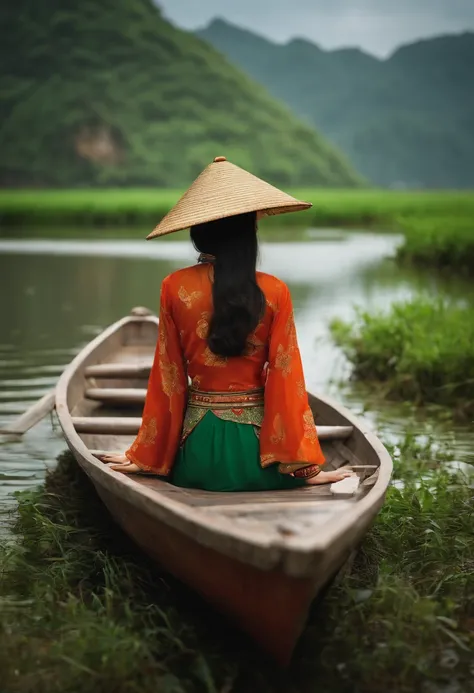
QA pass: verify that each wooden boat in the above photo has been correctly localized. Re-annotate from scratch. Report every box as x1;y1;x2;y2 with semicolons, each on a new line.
55;307;392;665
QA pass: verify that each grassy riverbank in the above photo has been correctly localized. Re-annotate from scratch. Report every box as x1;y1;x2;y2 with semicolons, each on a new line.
1;188;473;229
1;188;473;272
396;216;474;276
331;298;474;419
1;447;472;693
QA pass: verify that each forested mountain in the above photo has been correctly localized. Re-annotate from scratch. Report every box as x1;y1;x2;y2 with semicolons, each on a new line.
198;19;474;188
0;0;361;188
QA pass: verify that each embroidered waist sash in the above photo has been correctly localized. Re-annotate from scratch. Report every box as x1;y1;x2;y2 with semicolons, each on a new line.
181;387;264;444
188;387;264;409
181;387;320;479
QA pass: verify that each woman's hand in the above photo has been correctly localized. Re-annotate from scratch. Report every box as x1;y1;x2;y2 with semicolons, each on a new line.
101;453;129;465
306;468;354;486
100;453;142;474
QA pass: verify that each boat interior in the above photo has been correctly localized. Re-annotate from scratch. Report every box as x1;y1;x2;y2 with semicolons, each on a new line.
66;316;382;535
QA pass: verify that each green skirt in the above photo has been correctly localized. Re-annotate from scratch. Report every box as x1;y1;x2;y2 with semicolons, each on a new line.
171;411;305;492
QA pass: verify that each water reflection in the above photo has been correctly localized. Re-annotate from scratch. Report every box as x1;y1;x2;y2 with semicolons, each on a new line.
0;229;472;513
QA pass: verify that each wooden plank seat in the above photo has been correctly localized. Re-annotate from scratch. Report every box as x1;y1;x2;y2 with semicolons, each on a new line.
85;363;152;378
73;415;353;440
86;387;147;404
73;416;142;434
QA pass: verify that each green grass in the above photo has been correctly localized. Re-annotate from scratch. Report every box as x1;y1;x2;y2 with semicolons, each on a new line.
396;215;474;275
1;188;474;228
0;189;184;228
1;445;473;693
1;188;473;271
331;297;474;418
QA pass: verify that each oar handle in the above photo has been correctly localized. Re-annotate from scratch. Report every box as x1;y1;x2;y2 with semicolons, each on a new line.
0;389;56;436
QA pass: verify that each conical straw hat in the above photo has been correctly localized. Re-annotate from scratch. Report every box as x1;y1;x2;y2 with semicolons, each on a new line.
147;156;311;239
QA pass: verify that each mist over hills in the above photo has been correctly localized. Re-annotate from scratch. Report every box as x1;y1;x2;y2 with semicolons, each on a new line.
198;19;474;188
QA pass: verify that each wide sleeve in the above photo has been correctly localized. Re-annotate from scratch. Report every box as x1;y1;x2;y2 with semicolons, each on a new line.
125;279;187;475
259;283;325;475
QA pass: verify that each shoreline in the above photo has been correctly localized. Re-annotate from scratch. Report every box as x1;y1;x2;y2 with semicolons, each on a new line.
1;188;472;274
1;188;473;228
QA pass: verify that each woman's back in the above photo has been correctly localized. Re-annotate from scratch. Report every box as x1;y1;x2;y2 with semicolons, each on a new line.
166;263;286;392
126;256;325;483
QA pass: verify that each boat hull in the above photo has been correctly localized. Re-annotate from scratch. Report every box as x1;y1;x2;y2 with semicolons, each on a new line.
55;310;392;664
94;480;356;665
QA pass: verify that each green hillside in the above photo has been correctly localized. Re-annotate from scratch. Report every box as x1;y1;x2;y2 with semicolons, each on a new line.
0;0;361;188
198;20;474;189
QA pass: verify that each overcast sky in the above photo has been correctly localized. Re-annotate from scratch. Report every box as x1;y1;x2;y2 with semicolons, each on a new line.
158;0;474;57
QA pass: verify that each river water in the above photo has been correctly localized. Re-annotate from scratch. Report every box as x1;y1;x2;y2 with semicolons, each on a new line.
0;228;473;515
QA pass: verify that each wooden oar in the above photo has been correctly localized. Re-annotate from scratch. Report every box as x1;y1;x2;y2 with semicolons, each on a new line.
0;389;56;436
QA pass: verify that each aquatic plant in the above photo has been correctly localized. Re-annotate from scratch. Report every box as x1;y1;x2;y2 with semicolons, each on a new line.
396;215;474;276
0;445;472;692
331;297;474;418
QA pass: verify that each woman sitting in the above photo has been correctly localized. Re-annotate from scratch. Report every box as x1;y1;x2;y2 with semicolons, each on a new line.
104;157;351;490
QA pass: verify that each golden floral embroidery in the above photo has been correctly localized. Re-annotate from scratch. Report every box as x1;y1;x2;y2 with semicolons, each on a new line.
181;406;207;444
285;311;297;348
188;388;264;407
135;417;157;446
126;270;326;480
246;332;265;356
278;461;311;475
158;319;167;355
275;344;292;377
292;464;321;479
266;298;276;311
203;346;227;367
213;405;264;427
160;360;185;402
178;286;203;309
270;413;285;444
261;452;278;467
296;442;309;460
196;311;210;339
181;400;264;444
303;407;318;443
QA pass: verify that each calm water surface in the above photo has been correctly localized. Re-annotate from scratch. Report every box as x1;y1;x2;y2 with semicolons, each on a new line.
1;228;473;516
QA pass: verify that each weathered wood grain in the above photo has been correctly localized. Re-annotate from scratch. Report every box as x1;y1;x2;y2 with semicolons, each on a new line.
54;307;393;663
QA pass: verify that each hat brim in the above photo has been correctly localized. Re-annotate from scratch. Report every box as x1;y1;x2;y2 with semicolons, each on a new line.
146;200;311;239
146;158;312;240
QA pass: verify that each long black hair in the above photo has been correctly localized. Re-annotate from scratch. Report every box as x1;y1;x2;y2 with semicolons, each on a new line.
190;212;265;358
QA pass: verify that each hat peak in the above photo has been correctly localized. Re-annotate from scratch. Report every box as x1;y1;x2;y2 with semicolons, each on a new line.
213;156;227;163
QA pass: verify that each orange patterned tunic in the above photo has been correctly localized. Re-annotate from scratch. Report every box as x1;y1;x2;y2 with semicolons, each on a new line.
126;263;325;476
